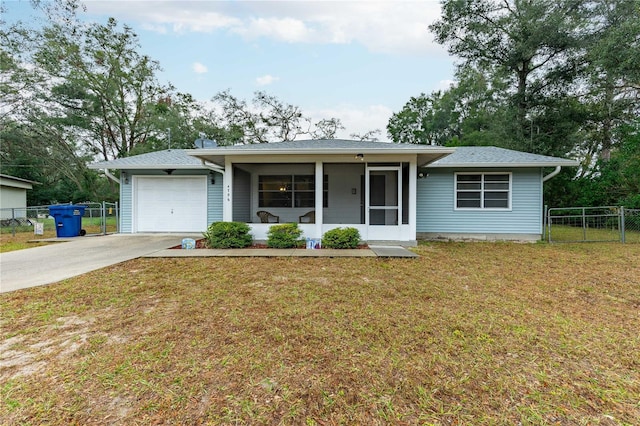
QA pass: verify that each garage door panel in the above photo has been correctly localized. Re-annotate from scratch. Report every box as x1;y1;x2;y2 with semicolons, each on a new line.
135;176;207;233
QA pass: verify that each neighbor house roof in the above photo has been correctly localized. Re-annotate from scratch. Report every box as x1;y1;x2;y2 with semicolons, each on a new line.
0;174;38;189
425;146;578;168
87;149;206;170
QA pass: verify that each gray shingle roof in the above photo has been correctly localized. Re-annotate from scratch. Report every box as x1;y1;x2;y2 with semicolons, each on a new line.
426;146;578;168
87;149;205;169
87;143;577;170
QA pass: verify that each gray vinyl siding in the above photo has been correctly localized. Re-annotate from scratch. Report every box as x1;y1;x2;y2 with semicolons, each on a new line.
120;174;133;233
416;168;543;235
119;169;222;233
207;172;223;225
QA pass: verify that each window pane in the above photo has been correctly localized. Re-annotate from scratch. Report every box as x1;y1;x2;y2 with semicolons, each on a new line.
457;191;481;208
457;182;482;190
259;191;292;208
484;199;509;208
485;182;509;190
294;192;315;208
485;174;509;182
457;192;481;201
457;174;481;182
457;199;481;208
484;191;508;200
484;191;508;208
259;175;291;191
294;175;315;191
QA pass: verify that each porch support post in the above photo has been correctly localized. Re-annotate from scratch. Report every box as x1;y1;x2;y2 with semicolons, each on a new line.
223;158;233;221
409;160;417;240
315;161;323;239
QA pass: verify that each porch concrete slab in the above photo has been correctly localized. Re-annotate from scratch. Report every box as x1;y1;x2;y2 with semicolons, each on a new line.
291;248;377;257
369;245;419;258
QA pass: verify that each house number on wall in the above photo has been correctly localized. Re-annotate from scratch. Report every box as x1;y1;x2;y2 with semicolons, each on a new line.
227;185;231;201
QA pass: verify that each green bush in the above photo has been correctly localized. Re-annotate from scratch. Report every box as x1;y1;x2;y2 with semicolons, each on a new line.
267;223;304;248
322;227;361;249
203;221;252;248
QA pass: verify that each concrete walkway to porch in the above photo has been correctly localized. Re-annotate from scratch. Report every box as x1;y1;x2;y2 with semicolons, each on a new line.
143;245;418;258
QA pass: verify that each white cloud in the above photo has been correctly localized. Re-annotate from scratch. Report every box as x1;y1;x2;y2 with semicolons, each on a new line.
192;62;208;74
84;1;445;55
256;74;279;86
235;17;312;43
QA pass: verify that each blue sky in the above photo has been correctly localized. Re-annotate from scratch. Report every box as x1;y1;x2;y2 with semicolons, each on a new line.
5;0;455;139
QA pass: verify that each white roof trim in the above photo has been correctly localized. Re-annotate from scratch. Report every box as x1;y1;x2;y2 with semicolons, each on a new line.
426;160;578;168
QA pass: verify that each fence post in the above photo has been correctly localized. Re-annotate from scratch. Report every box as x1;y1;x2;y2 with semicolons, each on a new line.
115;201;119;233
11;208;16;237
620;206;625;244
101;201;106;235
582;207;586;242
543;204;548;242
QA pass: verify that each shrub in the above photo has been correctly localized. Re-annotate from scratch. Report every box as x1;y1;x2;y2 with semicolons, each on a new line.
203;221;252;248
267;223;304;248
322;227;361;249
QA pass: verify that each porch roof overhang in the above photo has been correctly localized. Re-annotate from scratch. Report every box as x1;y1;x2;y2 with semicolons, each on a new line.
186;139;455;168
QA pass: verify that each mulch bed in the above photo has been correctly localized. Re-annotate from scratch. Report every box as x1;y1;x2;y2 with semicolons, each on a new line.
170;239;368;249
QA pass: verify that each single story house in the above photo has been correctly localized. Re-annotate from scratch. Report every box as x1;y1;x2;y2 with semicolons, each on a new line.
0;174;37;220
88;139;577;244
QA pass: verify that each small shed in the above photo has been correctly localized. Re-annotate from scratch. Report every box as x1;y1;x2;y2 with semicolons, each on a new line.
0;174;37;219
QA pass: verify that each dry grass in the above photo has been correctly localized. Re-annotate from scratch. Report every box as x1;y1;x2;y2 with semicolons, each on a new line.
0;229;57;252
0;218;114;252
1;242;639;425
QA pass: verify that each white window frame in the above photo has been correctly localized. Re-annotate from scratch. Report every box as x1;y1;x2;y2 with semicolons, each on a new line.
454;172;512;211
258;174;328;208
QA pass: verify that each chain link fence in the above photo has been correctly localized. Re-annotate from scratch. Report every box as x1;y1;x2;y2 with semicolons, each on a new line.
0;202;118;237
546;206;640;243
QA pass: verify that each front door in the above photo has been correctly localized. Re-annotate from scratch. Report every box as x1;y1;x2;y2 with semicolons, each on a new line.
367;166;401;240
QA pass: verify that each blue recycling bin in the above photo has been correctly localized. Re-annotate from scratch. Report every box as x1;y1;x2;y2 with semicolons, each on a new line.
49;205;86;237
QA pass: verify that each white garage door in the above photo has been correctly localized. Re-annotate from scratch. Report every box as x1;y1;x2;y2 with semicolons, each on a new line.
134;176;207;232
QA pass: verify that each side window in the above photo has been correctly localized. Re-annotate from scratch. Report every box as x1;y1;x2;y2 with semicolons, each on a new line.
455;173;510;210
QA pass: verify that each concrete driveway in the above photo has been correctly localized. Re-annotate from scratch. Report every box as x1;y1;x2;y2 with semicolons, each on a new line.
0;234;197;293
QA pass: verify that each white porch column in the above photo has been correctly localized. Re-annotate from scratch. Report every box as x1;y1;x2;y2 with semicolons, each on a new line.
315;160;323;239
409;160;417;240
223;158;233;221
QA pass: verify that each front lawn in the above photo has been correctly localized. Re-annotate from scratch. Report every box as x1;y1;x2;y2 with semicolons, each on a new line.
1;242;638;424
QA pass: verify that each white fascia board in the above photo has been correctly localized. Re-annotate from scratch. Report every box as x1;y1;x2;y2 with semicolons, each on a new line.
186;147;455;157
88;164;206;170
426;160;579;168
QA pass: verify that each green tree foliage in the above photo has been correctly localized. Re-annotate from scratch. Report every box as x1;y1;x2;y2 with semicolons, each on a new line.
429;0;586;148
34;16;171;160
390;0;639;207
212;90;346;144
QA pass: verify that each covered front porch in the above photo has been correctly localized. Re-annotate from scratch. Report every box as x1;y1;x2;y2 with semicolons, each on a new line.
187;139;453;244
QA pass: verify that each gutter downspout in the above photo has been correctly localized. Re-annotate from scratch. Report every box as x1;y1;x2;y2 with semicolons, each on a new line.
104;169;120;184
542;166;561;182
